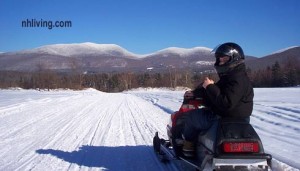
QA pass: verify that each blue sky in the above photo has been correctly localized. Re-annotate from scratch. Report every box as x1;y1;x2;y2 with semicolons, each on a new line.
0;0;299;57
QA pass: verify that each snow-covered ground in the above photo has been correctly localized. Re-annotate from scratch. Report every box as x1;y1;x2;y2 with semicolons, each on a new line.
0;87;299;171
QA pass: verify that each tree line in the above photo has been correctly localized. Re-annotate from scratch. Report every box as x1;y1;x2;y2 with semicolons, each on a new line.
249;60;300;87
0;60;299;92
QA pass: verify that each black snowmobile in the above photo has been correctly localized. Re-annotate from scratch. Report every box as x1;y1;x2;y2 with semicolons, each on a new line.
153;91;272;171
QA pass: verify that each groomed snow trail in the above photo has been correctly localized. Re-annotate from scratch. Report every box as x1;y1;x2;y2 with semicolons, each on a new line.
0;88;299;171
0;89;176;171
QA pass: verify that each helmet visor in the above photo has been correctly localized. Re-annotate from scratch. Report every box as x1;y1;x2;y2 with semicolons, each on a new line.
211;44;232;59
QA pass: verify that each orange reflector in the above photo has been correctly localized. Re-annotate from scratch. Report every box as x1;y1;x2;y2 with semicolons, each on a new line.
223;142;259;153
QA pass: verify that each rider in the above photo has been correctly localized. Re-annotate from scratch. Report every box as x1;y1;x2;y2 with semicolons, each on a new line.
182;42;254;157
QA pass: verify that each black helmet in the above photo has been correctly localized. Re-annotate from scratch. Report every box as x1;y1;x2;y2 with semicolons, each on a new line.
212;42;245;74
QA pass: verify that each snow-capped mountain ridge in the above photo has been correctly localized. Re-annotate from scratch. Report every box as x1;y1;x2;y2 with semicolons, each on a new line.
21;42;140;58
270;46;299;55
0;43;299;72
13;42;212;58
7;42;299;59
2;43;300;59
154;47;212;57
0;43;215;72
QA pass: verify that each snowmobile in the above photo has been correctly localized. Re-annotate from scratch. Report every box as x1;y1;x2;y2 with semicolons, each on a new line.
153;90;272;171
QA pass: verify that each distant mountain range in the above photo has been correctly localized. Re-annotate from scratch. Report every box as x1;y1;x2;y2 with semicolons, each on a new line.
0;42;299;73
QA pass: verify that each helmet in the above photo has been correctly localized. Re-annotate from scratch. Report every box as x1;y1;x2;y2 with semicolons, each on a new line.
184;90;194;100
212;42;245;74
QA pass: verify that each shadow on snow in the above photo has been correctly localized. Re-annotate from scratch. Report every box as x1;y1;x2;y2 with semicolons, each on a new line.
36;145;162;170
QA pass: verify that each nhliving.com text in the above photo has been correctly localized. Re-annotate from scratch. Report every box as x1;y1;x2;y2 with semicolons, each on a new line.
21;19;72;30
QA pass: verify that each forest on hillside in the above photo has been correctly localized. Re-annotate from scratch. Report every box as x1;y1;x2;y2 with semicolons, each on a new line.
0;60;299;92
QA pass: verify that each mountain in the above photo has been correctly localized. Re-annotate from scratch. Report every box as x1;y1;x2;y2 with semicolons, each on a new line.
245;46;300;70
20;42;140;58
0;43;214;72
0;43;299;73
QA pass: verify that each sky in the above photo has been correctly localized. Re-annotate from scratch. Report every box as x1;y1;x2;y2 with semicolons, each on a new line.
0;0;299;57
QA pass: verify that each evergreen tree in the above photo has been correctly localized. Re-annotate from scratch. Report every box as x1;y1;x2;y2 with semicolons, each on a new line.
271;61;283;87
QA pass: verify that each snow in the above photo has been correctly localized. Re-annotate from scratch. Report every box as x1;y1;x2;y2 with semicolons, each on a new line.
195;61;215;65
19;42;141;58
0;87;299;171
270;46;298;55
154;47;212;57
10;43;214;59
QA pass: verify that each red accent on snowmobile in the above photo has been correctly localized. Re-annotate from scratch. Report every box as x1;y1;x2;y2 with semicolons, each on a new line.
223;141;260;153
171;99;203;128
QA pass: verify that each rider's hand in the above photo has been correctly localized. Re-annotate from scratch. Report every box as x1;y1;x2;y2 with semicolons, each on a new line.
202;77;214;89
